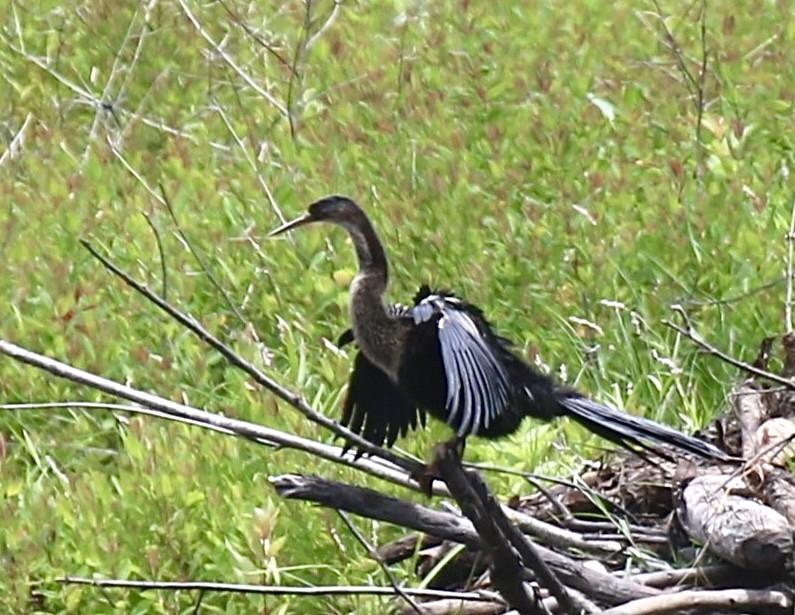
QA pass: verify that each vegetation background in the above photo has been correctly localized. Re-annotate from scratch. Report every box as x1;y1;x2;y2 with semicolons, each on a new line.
1;0;793;612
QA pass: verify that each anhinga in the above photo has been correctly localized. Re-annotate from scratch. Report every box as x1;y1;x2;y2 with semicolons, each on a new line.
270;196;730;462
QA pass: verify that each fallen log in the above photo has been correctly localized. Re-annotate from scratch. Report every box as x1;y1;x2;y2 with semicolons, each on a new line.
269;473;661;606
675;474;793;572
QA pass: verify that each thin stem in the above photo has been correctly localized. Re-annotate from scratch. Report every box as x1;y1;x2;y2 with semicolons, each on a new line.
78;239;423;476
337;511;425;614
665;306;795;391
56;577;496;602
785;199;795;333
0;350;428;494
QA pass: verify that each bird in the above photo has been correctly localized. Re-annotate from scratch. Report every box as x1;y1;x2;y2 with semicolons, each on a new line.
269;195;731;462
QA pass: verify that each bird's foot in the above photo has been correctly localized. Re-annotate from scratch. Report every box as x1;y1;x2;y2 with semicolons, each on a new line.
443;435;466;461
410;464;438;497
412;437;468;496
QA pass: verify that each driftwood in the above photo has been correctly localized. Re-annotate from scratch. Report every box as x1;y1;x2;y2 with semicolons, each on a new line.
598;588;793;615
431;442;584;614
270;473;662;606
273;335;795;613
671;371;795;573
432;444;547;614
676;474;793;571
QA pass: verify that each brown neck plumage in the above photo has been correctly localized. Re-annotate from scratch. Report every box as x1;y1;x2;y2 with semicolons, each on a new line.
341;213;404;379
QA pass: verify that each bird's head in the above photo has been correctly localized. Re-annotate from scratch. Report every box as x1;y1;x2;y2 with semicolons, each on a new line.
268;195;366;237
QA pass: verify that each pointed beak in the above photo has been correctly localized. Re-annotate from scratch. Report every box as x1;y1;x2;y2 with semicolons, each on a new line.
268;213;315;237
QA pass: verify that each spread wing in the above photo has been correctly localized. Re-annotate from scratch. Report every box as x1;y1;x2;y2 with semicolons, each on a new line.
408;289;512;436
341;349;425;455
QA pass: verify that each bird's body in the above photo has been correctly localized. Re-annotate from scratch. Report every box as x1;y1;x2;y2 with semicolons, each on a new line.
270;196;731;461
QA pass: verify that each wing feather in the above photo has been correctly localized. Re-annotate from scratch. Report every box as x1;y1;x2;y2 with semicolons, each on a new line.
342;350;423;455
413;294;511;436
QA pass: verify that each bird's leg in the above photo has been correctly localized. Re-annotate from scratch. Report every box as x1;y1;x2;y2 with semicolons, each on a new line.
445;435;467;461
412;436;468;497
410;461;438;497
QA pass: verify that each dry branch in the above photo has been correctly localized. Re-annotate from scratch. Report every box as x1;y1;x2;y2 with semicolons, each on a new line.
430;445;550;614
599;587;792;615
627;564;754;589
78;240;424;477
432;443;583;615
664;314;795;391
763;467;795;525
676;475;793;571
269;473;662;606
56;577;494;602
733;380;765;460
398;599;507;615
0;342;421;493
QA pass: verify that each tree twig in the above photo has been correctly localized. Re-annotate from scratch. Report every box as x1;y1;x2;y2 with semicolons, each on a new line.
56;577;496;602
338;511;425;614
78;239;424;476
600;587;792;615
432;452;542;614
433;444;584;615
270;473;661;606
0;345;428;494
664;306;795;391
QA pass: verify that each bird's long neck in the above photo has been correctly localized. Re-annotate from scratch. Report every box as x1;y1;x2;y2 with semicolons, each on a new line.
343;218;404;378
346;217;388;281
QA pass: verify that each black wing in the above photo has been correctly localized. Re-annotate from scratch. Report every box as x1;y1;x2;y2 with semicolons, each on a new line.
341;349;425;455
399;287;512;437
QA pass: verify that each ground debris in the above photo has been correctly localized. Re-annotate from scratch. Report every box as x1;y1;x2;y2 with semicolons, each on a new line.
367;336;795;613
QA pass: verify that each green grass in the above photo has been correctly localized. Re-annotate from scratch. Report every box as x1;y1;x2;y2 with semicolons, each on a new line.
1;0;794;612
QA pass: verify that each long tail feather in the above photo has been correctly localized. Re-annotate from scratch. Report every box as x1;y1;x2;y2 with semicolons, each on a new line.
558;396;732;461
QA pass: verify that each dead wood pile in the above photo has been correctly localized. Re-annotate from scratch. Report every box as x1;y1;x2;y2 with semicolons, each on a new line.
273;336;795;614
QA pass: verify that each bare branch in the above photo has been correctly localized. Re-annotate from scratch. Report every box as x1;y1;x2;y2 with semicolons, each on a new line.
432;444;583;615
270;473;661;606
175;0;289;119
338;511;425;614
0;344;424;493
56;577;496;602
600;588;792;615
78;239;424;477
504;501;623;557
626;563;750;588
664;307;795;391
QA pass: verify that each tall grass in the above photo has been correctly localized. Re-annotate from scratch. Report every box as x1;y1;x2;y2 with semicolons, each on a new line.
1;0;793;612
